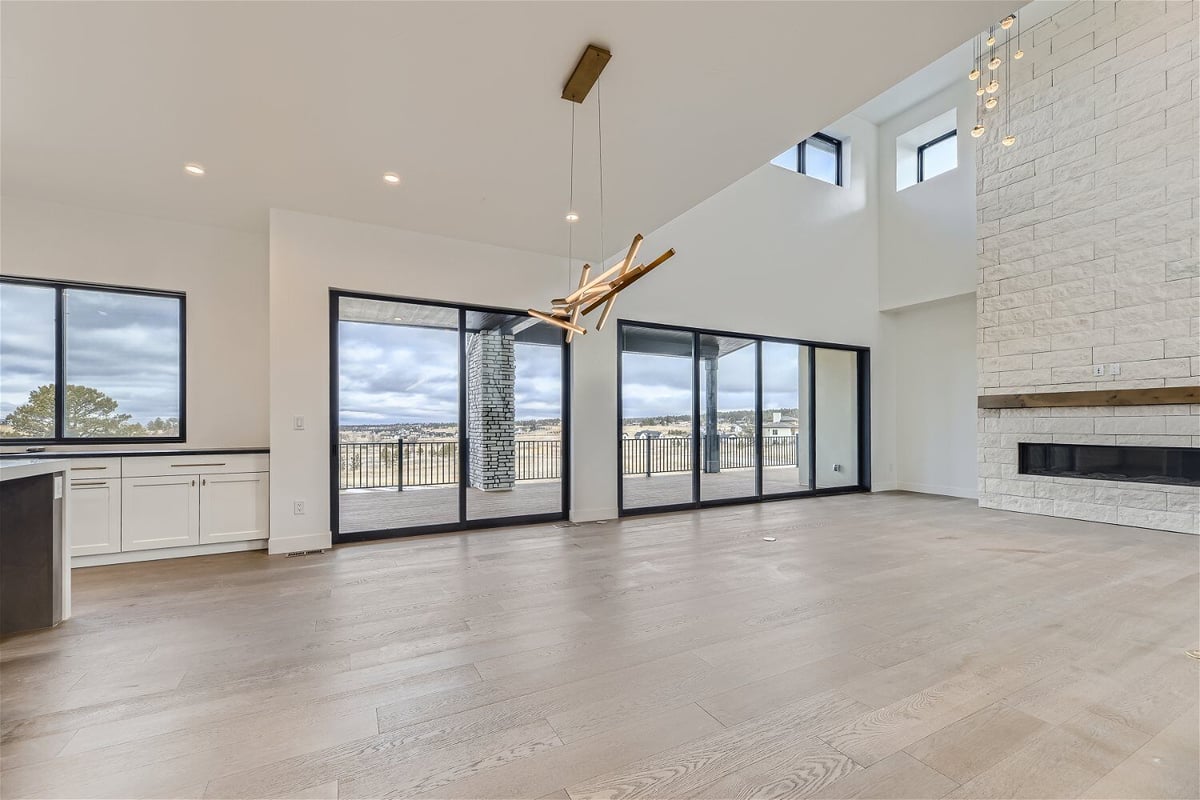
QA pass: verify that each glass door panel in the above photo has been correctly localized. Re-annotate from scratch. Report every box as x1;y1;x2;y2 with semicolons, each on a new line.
336;297;460;533
761;341;811;495
620;325;695;510
815;348;859;488
464;310;564;521
699;334;757;501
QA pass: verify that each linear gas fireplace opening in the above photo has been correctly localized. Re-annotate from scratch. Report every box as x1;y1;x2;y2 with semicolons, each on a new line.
1019;442;1200;487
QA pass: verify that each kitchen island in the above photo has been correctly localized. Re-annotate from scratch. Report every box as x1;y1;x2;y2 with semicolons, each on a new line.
0;459;71;634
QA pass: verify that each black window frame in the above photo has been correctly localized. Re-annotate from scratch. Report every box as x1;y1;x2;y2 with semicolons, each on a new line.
916;129;957;183
775;132;843;186
328;289;571;544
0;276;187;445
616;318;870;518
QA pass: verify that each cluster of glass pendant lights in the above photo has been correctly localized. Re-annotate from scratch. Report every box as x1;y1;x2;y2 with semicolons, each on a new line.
970;11;1021;146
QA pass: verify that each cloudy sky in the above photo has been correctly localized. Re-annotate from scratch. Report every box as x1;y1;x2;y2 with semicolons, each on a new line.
336;323;813;426
337;322;564;426
0;283;181;424
622;341;806;419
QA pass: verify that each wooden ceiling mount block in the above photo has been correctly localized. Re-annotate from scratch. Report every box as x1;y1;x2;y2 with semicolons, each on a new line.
562;44;612;103
977;386;1200;409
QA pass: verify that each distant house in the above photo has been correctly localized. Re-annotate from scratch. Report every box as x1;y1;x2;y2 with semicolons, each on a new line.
763;411;800;437
634;430;662;439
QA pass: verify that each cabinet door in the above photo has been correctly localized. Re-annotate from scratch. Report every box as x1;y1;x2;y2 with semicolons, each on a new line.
69;479;122;556
199;472;269;544
121;475;200;551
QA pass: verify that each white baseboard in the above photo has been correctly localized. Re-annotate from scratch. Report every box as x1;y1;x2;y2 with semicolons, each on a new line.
896;481;978;499
571;506;619;523
73;539;267;568
268;530;332;555
871;482;899;492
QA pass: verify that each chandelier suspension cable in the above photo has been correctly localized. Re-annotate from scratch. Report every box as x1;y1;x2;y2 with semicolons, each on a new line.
597;77;606;273
567;104;576;293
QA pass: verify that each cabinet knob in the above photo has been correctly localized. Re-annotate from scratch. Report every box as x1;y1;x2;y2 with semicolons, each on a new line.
201;478;206;486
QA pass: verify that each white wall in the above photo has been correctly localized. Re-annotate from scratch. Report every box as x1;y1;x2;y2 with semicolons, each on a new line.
878;81;978;310
889;293;979;497
268;113;898;552
268;209;570;553
0;196;269;450
585;113;896;500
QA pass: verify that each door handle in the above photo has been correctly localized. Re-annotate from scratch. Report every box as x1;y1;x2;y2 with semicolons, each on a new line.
72;465;107;471
71;481;107;487
201;478;206;486
172;462;225;468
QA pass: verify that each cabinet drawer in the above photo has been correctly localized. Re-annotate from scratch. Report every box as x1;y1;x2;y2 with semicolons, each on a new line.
121;454;269;478
68;458;122;480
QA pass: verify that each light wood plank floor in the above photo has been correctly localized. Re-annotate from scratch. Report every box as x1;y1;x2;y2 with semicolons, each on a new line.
340;467;850;532
2;492;1197;799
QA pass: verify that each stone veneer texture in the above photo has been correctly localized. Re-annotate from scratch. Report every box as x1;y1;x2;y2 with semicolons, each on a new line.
975;0;1199;533
466;330;516;491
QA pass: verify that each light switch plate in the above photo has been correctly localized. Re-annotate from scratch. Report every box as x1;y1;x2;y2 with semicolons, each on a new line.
293;415;305;430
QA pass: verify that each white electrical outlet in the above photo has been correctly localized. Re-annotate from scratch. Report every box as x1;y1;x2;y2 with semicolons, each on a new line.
293;500;305;515
1092;364;1105;376
1110;363;1121;375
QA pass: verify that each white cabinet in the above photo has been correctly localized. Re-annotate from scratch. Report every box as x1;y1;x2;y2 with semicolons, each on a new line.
68;478;121;556
65;452;269;562
199;472;269;544
121;474;201;551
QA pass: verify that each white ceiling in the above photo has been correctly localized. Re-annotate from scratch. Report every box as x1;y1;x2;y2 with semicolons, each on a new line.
2;1;1015;257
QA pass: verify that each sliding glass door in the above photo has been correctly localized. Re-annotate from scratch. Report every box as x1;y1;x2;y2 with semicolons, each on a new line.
618;320;868;516
699;334;758;502
620;325;695;511
332;292;568;541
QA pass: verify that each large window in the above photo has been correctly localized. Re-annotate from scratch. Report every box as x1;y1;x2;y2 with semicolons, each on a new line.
917;130;957;183
0;278;185;443
770;132;843;186
618;320;868;515
332;292;568;541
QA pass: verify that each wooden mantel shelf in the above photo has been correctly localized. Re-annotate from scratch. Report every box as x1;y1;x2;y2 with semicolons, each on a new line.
978;386;1200;409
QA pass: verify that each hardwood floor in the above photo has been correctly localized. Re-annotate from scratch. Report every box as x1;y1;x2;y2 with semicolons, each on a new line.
1;492;1197;799
339;467;849;533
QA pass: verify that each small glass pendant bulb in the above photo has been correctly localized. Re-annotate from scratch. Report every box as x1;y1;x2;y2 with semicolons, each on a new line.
972;123;986;138
976;85;986;96
986;33;995;46
969;67;980;81
1013;49;1024;60
565;211;580;222
986;79;999;94
1002;134;1016;146
1000;14;1015;29
989;56;1002;70
985;96;998;109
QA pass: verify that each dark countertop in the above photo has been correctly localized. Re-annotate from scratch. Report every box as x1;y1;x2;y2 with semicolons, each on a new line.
0;447;269;460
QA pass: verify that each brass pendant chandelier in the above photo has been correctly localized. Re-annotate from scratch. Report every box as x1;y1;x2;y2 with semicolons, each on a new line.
529;44;675;342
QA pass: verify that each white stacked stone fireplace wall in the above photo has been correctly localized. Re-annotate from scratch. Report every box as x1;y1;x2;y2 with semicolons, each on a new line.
976;0;1199;534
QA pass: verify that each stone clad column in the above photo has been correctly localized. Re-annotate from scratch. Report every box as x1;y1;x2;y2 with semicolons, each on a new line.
466;330;515;491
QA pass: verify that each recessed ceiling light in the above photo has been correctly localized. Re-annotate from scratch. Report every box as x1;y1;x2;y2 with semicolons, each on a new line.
184;163;205;176
383;172;401;185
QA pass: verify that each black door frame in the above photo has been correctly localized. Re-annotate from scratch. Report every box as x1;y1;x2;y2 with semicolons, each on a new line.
616;319;870;517
329;289;571;543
